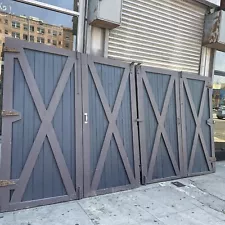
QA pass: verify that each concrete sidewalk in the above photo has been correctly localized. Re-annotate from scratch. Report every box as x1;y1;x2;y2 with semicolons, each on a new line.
1;162;225;225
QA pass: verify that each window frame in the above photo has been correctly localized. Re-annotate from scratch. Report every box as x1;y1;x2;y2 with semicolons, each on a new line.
12;32;20;39
23;34;28;40
12;21;21;29
30;35;35;42
53;30;57;36
30;25;35;32
7;0;82;51
37;27;45;34
37;36;45;43
11;0;79;17
65;42;69;48
52;39;57;46
24;24;29;31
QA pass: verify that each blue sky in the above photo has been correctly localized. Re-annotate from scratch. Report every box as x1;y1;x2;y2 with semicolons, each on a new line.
1;0;74;27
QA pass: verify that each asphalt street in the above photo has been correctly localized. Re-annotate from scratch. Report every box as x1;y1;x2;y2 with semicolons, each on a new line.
214;114;225;142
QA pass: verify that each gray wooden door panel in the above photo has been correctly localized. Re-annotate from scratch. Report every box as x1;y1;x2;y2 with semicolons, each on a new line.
137;66;183;184
180;72;215;176
0;38;83;212
82;55;140;197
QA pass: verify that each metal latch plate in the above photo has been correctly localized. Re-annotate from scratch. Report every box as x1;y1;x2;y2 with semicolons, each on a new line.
209;157;217;163
135;119;143;122
0;180;15;187
206;84;213;89
2;110;19;117
4;47;20;53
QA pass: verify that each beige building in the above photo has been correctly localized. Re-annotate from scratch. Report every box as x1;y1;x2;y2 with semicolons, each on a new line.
0;11;74;62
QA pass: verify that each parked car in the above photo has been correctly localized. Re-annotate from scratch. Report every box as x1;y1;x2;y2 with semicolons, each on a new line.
217;105;225;119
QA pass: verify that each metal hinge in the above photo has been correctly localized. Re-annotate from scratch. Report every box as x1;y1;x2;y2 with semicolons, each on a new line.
206;84;213;89
75;51;79;60
2;110;19;117
0;180;15;187
177;118;181;125
207;119;215;126
135;63;142;76
139;164;142;171
209;157;217;163
4;47;20;53
77;187;81;200
135;118;143;123
142;176;147;185
129;62;135;74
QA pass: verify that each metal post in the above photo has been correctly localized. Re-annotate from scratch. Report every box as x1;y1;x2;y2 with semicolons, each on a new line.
208;48;215;78
77;0;85;53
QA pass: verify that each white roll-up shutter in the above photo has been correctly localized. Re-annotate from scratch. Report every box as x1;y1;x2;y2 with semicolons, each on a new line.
108;0;207;73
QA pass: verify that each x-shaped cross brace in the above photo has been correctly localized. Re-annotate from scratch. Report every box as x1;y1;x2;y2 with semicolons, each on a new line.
141;72;180;180
183;79;212;174
88;61;136;191
11;49;76;202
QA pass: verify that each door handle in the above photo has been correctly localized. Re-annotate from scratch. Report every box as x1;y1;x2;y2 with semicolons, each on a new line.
84;113;88;124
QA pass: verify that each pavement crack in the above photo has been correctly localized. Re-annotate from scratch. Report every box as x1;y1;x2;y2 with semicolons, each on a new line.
208;205;225;215
77;201;96;225
190;179;225;203
190;179;225;216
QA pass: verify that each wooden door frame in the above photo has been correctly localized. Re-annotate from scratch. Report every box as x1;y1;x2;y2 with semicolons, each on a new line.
82;55;140;197
136;65;183;184
0;38;83;212
180;72;215;177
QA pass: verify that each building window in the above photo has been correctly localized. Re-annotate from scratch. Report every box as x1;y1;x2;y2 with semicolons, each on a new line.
48;29;51;34
30;26;35;32
37;37;45;44
37;27;45;34
53;40;57;46
65;42;69;48
12;32;20;39
53;30;57;36
4;19;8;24
30;35;34;42
65;35;70;40
5;30;8;35
59;32;62;36
12;21;20;29
58;41;62;45
24;24;29;31
23;34;28;41
48;39;51;44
